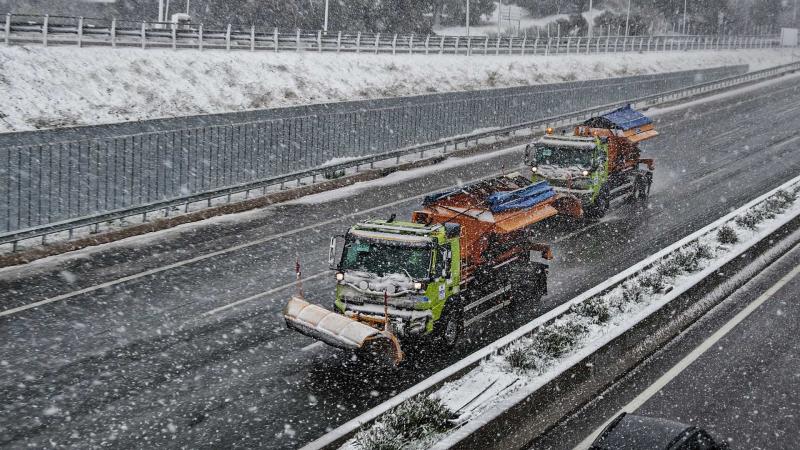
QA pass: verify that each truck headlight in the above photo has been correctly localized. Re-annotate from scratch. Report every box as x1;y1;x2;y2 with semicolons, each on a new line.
582;170;589;177
413;282;424;290
336;272;344;281
531;166;538;173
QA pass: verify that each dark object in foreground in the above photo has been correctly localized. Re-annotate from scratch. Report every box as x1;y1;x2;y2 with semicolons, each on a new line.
590;412;729;450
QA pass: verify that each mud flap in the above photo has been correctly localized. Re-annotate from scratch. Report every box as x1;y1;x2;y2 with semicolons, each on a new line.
283;297;404;364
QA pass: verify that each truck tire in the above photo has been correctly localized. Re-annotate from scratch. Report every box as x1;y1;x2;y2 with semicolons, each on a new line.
633;174;650;201
587;190;610;220
509;263;547;312
435;300;464;349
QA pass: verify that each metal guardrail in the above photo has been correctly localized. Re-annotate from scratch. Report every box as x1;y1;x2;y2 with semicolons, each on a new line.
1;62;798;250
0;66;744;242
1;13;782;54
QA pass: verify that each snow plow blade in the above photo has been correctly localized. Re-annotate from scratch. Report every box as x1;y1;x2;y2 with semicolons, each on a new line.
283;297;404;364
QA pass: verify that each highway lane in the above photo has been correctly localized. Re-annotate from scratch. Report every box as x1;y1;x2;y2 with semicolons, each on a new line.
1;74;800;448
532;237;800;450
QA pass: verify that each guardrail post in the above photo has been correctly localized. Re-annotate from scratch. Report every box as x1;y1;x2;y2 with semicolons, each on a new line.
454;36;459;54
317;29;322;52
273;28;278;52
391;33;397;54
141;21;146;49
521;35;526;55
646;36;651;51
424;34;430;54
409;33;414;54
337;31;341;52
545;37;550;55
374;32;379;53
171;22;177;50
77;16;83;47
42;14;48;47
3;13;10;45
534;38;540;54
440;35;445;54
110;18;116;47
226;24;232;50
294;28;300;51
508;36;513;54
484;36;488;54
252;26;257;51
495;36;500;55
198;23;203;50
355;31;360;52
566;37;570;53
605;35;610;52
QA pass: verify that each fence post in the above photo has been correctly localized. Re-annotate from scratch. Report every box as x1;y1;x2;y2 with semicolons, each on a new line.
467;36;472;55
374;32;379;53
566;37;570;53
4;13;10;45
496;36;500;55
391;33;397;54
647;36;651;51
337;30;341;52
454;36;459;54
274;28;278;52
77;16;83;47
545;37;550;56
252;26;256;51
534;38;539;54
198;23;203;50
508;36;513;54
141;20;146;49
440;35;445;54
295;28;299;52
424;34;430;54
317;29;322;52
42;14;48;47
605;35;610;52
521;35;526;55
484;36;488;54
226;24;232;51
639;36;644;51
409;33;414;54
110;17;116;47
171;22;177;49
355;31;360;53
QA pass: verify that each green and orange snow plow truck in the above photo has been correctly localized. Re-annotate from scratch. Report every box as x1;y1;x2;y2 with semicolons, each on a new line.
525;105;658;219
283;173;558;364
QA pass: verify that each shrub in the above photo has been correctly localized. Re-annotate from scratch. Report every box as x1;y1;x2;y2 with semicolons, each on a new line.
694;243;714;260
735;211;762;230
621;283;644;304
717;225;738;244
672;249;701;273
505;346;539;371
532;321;588;359
638;272;666;294
570;297;611;324
354;396;452;450
656;257;683;279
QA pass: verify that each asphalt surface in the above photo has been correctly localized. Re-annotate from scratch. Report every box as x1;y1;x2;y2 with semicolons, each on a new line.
532;236;800;450
1;73;800;449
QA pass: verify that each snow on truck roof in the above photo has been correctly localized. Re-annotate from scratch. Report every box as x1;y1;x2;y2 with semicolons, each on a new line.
584;104;653;131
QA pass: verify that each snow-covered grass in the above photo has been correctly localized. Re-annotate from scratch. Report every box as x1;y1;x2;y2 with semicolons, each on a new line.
0;45;797;133
340;178;800;450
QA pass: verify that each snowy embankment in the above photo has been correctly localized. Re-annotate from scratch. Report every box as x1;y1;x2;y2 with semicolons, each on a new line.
0;46;797;133
311;174;800;450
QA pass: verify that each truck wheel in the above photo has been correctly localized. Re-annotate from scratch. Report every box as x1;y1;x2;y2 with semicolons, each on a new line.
436;302;464;349
634;175;650;201
587;192;609;220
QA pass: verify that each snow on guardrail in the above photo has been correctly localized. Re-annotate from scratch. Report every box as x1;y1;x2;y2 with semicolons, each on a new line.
304;172;800;450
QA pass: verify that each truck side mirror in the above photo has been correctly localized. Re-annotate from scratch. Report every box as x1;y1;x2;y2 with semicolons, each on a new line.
328;237;337;270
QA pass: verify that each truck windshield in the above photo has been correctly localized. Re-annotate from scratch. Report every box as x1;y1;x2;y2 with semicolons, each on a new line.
340;238;432;279
534;144;594;167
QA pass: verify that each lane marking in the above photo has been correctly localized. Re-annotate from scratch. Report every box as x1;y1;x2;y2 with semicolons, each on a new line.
2;168;517;319
199;271;330;317
574;261;800;449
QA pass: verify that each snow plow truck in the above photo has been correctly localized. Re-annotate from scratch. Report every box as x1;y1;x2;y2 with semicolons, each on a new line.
283;173;558;364
524;105;658;219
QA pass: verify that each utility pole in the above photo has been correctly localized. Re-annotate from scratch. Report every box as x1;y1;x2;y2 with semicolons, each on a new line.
682;0;687;34
497;0;501;36
588;0;593;37
625;0;631;36
466;0;470;36
158;0;164;22
323;0;329;32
